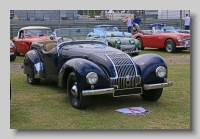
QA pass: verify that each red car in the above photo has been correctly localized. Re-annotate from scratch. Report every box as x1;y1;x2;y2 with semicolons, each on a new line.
132;27;190;53
12;26;52;55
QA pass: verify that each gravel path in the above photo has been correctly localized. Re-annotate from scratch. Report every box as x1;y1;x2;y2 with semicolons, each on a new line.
10;55;190;73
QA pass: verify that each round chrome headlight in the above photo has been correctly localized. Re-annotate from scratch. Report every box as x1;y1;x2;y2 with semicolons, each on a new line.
129;39;134;44
86;72;98;84
177;36;182;42
155;66;167;78
115;39;121;44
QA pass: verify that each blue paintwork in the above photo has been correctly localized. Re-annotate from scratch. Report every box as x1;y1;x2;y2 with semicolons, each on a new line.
23;40;168;90
132;54;167;84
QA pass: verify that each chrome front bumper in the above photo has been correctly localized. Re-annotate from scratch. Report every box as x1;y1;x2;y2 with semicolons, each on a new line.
82;88;115;96
143;81;173;90
176;40;190;49
10;52;14;56
120;45;141;53
81;81;173;96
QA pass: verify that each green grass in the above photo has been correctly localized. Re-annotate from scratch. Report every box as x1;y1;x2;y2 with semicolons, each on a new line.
10;64;190;129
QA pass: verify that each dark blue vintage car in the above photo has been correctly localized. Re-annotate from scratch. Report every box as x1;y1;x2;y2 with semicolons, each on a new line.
22;28;173;110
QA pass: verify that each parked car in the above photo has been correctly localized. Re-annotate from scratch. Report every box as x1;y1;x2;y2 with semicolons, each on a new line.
10;40;16;61
149;23;165;29
159;26;190;34
22;28;173;110
12;26;52;55
94;24;132;37
91;25;141;55
132;26;190;53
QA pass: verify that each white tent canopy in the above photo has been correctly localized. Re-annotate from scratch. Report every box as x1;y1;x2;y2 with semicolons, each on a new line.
108;10;115;14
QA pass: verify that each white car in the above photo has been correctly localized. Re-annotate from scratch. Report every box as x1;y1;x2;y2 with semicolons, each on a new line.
10;40;16;61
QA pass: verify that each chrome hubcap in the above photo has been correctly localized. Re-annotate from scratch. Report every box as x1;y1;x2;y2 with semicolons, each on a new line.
167;44;172;52
71;82;78;97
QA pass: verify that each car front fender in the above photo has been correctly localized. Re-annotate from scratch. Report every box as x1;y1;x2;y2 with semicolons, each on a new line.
58;58;110;90
132;54;168;85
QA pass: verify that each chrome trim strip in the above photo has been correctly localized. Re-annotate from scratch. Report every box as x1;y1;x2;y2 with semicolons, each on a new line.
176;45;190;48
105;53;120;77
123;50;141;53
10;52;14;55
82;88;115;96
143;81;173;90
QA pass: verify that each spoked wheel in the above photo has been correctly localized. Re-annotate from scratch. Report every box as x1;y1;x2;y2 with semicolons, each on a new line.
67;72;90;110
140;88;163;101
26;74;40;85
136;37;144;50
165;39;176;53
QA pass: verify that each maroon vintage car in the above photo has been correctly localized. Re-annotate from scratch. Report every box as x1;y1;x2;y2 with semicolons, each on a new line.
12;26;52;55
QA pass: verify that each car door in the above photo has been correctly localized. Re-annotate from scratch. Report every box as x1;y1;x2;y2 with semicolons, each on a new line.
154;34;166;48
14;30;27;54
43;47;59;81
142;34;155;47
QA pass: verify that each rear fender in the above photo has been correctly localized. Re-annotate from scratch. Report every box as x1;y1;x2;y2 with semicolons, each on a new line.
58;58;110;91
23;50;44;78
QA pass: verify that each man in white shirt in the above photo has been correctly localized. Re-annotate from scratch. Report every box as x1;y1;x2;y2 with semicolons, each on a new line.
182;14;190;30
123;16;132;33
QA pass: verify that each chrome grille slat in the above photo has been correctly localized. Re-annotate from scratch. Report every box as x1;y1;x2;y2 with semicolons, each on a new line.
106;53;139;89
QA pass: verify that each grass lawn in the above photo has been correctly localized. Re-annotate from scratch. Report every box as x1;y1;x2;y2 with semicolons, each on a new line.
10;64;190;129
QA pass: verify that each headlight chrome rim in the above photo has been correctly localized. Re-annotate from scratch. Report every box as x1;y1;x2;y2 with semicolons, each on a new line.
86;72;98;84
129;39;134;44
115;39;121;44
177;36;182;42
155;66;167;78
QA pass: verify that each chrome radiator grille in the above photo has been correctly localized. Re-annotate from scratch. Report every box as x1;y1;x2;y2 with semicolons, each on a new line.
106;53;140;89
106;53;136;77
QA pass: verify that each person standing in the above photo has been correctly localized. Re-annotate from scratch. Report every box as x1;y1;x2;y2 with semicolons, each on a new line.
123;16;132;33
182;14;190;30
133;15;141;26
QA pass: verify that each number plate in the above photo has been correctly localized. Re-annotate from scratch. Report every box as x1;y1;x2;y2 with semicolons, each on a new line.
185;41;190;46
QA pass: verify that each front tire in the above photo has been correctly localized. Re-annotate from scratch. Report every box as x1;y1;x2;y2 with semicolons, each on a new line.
27;74;40;85
10;51;16;61
136;37;144;50
67;72;90;110
165;39;176;53
141;88;163;101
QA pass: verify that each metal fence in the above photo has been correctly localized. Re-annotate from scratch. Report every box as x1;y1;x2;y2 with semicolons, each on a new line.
10;19;186;39
10;10;190;21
